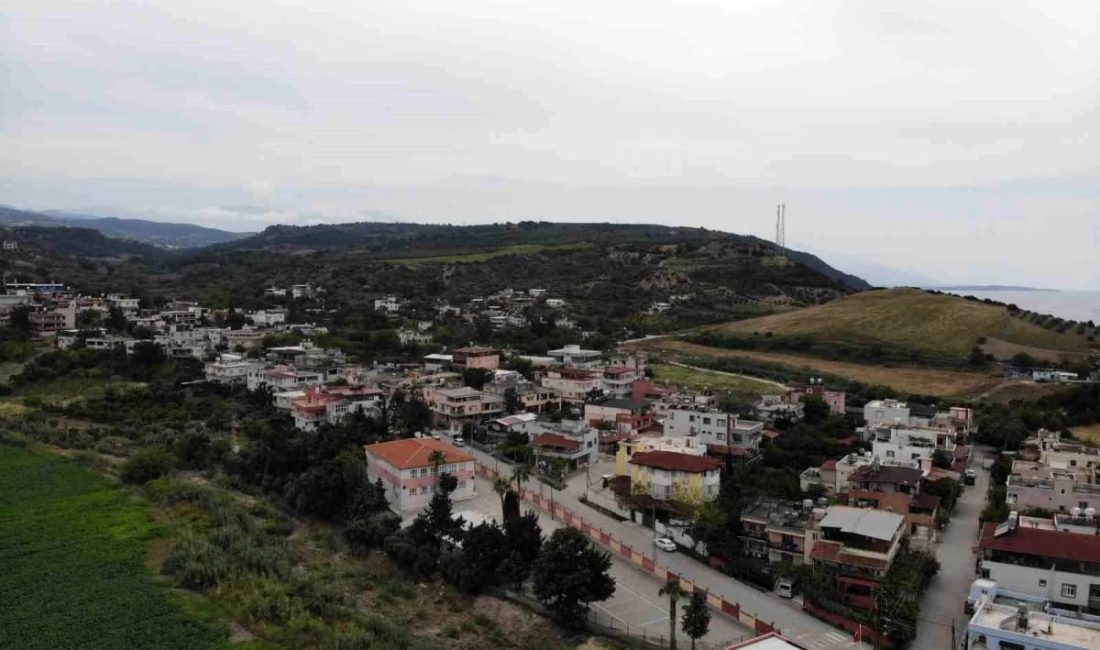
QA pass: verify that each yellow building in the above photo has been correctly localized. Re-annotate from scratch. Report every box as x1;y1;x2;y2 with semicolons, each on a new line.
625;449;722;505
614;436;705;476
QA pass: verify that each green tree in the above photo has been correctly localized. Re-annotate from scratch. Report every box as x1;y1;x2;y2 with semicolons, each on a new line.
511;462;530;496
492;476;515;520
503;387;524;414
441;521;508;593
681;590;711;650
659;579;686;650
801;396;830;424
531;527;615;626
462;367;493;390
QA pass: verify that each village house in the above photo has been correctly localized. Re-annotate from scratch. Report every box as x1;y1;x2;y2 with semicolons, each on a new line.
204;354;258;384
290;385;384;432
739;497;817;567
786;379;846;415
600;366;638;399
248;308;288;327
977;512;1100;614
547;344;602;368
451;346;500;370
663;406;765;458
424;385;504;430
807;507;906;618
246;364;326;393
364;438;476;513
622;449;722;504
541;367;603;402
529;420;600;471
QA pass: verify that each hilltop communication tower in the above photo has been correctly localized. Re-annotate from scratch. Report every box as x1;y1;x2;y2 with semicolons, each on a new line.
775;203;786;251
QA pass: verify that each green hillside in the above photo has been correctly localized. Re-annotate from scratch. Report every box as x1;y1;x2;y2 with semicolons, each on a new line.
711;288;1096;361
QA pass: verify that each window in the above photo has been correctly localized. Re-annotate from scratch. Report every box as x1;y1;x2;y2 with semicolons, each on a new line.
703;417;711;425
1062;584;1077;598
717;419;725;426
420;485;429;494
886;450;896;458
1038;579;1047;588
458;480;466;489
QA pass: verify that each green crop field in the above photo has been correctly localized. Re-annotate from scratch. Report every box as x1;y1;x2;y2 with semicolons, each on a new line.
713;288;1092;360
649;362;779;402
0;445;226;650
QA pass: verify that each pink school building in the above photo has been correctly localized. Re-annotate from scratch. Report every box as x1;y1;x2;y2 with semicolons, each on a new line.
364;438;476;513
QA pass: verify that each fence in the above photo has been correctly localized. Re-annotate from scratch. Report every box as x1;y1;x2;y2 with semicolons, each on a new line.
475;462;780;640
492;585;740;650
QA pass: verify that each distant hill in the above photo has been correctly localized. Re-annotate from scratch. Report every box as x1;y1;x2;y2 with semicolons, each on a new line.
0;225;167;259
220;221;872;291
46;210;248;248
0;206;246;248
708;287;1097;362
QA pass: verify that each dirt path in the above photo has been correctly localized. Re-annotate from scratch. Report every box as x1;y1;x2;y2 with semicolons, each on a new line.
664;360;788;391
632;339;1001;398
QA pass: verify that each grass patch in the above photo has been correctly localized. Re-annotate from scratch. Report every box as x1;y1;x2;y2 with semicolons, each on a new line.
0;445;226;650
649;362;778;402
380;242;591;265
1071;423;1100;446
713;288;1091;360
637;339;1000;399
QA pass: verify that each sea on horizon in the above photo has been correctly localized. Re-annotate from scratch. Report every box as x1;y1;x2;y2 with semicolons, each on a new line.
943;289;1100;323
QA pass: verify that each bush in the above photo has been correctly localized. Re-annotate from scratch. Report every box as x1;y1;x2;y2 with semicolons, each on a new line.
120;448;173;484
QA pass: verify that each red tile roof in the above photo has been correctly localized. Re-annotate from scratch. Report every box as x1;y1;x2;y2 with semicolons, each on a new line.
364;438;473;470
603;366;634;375
979;522;1100;564
706;444;747;457
630;450;722;473
530;433;580;451
821;459;838;471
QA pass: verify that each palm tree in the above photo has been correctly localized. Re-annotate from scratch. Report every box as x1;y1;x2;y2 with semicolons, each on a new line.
429;449;446;478
511;463;530;497
659;578;686;650
492;475;512;518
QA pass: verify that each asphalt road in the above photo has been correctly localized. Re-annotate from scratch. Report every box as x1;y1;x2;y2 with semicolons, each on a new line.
457;472;751;648
458;440;868;650
911;446;993;650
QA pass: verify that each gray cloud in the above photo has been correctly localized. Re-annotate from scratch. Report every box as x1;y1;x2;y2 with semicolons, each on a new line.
1;0;1096;288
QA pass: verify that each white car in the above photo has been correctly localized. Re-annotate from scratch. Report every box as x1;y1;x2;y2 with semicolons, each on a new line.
452;436;466;447
654;537;677;552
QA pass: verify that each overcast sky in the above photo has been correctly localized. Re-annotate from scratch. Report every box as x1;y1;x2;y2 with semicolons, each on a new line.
2;0;1097;289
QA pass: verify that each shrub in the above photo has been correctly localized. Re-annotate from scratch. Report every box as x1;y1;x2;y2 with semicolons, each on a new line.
120;448;173;484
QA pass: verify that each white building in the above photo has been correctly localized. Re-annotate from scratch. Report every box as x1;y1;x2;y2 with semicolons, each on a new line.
398;329;433;345
978;513;1100;614
967;594;1100;650
869;424;957;466
204;354;259;384
547;344;602;368
664;407;765;456
249;308;288;327
863;399;910;426
290;385;384;431
246;365;326;392
374;296;401;313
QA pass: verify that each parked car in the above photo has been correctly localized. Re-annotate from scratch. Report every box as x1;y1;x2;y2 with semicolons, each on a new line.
453;436;466;447
776;576;799;599
654;537;677;552
964;469;977;485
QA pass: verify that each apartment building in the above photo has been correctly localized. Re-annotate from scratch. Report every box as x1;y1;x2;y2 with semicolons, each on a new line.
625;450;722;504
869;423;958;467
425;386;504;429
364;438;476;513
541;367;603;402
978;513;1100;614
966;597;1100;650
808;507;906;615
529;420;600;469
204;354;259;384
600;366;639;399
863;399;910;426
246;364;326;392
290;385;385;432
739;497;816;566
547;344;602;368
451;346;500;370
664;406;764;457
1006;459;1100;513
786;380;847;415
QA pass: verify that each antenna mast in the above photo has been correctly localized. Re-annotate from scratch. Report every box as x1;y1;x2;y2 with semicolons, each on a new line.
775;203;786;252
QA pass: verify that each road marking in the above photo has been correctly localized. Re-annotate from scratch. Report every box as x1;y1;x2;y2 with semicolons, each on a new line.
825;631;849;643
